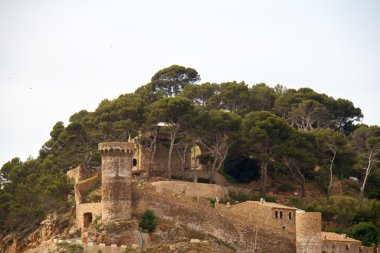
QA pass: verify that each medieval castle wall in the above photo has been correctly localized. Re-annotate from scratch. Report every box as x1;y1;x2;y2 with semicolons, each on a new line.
67;141;380;253
137;142;191;177
132;183;296;253
296;212;322;253
229;201;297;242
321;241;374;253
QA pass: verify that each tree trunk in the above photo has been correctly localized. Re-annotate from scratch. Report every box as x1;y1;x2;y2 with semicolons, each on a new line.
176;144;189;179
300;178;306;198
181;145;188;179
167;131;176;179
327;149;337;197
210;151;218;184
261;161;268;195
287;163;306;198
147;129;158;179
360;151;373;200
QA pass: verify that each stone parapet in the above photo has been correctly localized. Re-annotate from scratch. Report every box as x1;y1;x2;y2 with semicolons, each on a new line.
98;142;134;156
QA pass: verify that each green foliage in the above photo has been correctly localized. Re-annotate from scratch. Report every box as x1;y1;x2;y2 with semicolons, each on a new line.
290;197;302;208
82;182;101;203
2;65;379;236
229;192;253;202
151;65;200;97
0;158;72;231
139;209;157;233
349;222;378;246
228;191;276;203
57;242;84;253
305;196;380;228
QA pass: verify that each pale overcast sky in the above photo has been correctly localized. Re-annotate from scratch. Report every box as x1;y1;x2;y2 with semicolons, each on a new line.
1;0;379;166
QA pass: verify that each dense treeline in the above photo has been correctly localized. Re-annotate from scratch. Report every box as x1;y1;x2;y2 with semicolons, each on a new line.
1;65;379;234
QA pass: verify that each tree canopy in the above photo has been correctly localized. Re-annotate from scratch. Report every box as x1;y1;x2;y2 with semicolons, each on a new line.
0;64;378;238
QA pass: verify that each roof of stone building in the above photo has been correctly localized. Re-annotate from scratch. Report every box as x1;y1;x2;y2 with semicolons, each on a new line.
321;232;361;244
232;200;297;210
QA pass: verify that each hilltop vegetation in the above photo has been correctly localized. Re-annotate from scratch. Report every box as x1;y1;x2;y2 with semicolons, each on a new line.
1;65;379;241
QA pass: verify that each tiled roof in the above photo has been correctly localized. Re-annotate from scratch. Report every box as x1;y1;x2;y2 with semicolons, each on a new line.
321;232;361;244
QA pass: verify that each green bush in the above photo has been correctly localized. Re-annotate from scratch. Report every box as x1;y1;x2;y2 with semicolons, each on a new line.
139;209;157;233
349;222;378;246
229;191;253;202
290;197;302;208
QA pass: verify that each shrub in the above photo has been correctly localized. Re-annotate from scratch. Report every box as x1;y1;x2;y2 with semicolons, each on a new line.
290;197;302;208
229;191;253;203
139;209;157;233
350;222;378;246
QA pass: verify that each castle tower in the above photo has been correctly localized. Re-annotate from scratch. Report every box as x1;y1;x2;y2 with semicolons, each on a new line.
296;211;322;253
98;142;134;221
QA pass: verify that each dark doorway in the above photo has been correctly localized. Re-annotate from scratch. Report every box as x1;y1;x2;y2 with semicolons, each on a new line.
83;212;93;228
133;158;137;166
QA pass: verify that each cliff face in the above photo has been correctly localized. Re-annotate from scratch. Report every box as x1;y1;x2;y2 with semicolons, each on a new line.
0;212;76;253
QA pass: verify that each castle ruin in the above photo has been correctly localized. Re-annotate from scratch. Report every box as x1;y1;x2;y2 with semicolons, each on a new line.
67;142;376;253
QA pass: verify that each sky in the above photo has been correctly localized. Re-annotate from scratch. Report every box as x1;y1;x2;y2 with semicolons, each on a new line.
0;0;380;167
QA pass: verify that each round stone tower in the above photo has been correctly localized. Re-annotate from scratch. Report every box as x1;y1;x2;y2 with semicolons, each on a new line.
98;142;134;222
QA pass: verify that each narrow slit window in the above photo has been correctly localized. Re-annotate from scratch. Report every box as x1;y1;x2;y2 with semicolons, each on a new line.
289;212;292;220
280;211;283;219
275;211;278;219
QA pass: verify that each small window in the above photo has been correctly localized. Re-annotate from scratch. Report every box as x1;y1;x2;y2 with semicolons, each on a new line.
289;212;292;220
275;211;278;219
280;211;283;219
133;158;137;166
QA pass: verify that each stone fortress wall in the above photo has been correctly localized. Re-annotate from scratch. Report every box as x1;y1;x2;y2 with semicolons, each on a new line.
228;200;297;242
136;142;191;177
67;141;379;253
296;212;322;253
132;183;296;253
320;232;375;253
151;180;226;200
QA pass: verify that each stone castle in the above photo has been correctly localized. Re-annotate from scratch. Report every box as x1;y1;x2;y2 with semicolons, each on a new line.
67;142;377;253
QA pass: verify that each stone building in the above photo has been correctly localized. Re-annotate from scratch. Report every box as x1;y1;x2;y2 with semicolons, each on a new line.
132;132;192;177
67;141;377;253
321;232;375;253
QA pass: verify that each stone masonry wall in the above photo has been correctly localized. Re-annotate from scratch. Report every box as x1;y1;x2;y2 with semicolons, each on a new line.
99;142;134;222
132;183;296;253
229;202;296;242
74;173;101;205
296;212;322;253
138;142;191;177
321;241;376;253
151;181;226;200
67;165;98;184
76;203;102;228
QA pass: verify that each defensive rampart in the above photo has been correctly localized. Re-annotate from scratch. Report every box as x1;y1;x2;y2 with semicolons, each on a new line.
151;181;226;200
132;183;295;253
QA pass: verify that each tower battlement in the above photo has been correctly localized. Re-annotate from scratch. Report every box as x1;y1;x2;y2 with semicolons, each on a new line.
98;142;134;155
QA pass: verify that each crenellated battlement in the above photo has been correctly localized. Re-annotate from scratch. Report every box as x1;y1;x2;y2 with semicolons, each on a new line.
98;142;134;156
